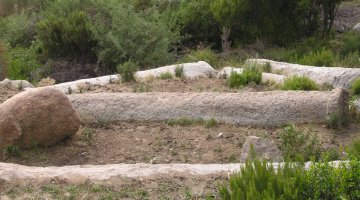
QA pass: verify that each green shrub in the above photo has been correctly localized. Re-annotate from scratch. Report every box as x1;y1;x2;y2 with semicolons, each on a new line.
7;45;41;80
347;140;360;160
282;75;318;91
219;160;308;200
298;48;336;67
92;1;176;70
174;65;184;78
278;124;321;161
340;31;360;56
81;127;94;145
181;48;219;68
326;112;348;129
4;144;21;157
0;13;35;47
37;10;96;59
220;158;360;200
166;118;199;126
351;78;360;96
335;51;360;68
117;60;138;82
228;66;262;88
159;72;173;80
205;118;217;128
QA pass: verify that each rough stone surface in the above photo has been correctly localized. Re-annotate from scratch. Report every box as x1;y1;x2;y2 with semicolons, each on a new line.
0;161;346;184
135;61;216;80
240;136;283;162
0;88;80;158
69;89;348;126
0;79;33;90
32;75;120;94
247;59;360;89
353;23;360;32
217;67;285;84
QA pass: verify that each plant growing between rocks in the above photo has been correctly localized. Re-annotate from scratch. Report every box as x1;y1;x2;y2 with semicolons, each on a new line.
282;75;319;91
228;65;262;88
117;60;138;82
3;144;21;158
174;65;184;78
159;72;173;80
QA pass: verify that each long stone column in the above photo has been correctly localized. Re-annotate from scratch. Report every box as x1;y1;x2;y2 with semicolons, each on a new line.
69;89;348;126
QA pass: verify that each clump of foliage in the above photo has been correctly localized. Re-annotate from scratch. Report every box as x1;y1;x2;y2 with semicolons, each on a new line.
159;72;173;80
80;127;95;145
326;112;348;129
282;75;318;91
351;78;360;96
166;118;200;126
7;45;41;80
228;66;262;88
205;118;217;128
347;139;360;160
340;31;360;56
4;144;21;157
37;10;96;59
278;124;321;161
219;158;360;200
174;65;184;78
298;48;336;67
181;48;219;68
117;60;138;82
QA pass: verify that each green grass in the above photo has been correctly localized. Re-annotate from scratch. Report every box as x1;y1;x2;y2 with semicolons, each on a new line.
159;72;173;80
3;144;21;157
228;65;262;88
117;60;139;82
174;65;184;78
166;117;218;128
282;75;318;91
351;78;360;96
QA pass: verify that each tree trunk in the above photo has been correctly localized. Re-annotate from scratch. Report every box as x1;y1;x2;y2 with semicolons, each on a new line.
221;26;231;52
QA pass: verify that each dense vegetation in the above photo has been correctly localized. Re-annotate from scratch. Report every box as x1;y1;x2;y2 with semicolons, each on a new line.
1;0;358;83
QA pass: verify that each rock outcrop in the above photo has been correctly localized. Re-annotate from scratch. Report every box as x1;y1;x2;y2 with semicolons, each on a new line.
246;59;360;89
0;88;80;159
135;61;216;80
0;79;34;90
240;136;283;162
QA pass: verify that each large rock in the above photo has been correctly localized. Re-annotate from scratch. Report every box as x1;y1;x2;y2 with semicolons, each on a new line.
240;136;283;162
0;88;80;158
353;23;360;32
135;61;216;80
69;89;348;126
246;59;360;89
33;75;120;94
0;79;34;90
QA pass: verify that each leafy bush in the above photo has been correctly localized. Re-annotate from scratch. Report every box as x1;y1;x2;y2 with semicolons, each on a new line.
340;31;360;56
117;60;138;82
335;51;360;68
228;66;262;88
174;65;184;78
282;76;318;91
351;78;360;96
4;144;21;157
298;48;336;67
181;48;219;68
159;72;173;80
326;112;348;129
92;1;176;71
278;124;321;161
7;45;41;80
347;140;360;160
0;13;35;47
220;158;360;200
37;10;96;59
